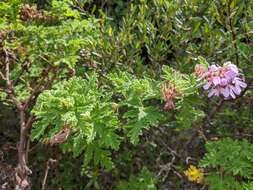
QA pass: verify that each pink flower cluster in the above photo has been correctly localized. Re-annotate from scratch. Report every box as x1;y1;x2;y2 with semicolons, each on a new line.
195;62;247;99
161;82;181;111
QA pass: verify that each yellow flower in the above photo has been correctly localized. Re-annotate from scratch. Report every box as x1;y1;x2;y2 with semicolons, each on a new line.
184;165;204;184
108;27;113;37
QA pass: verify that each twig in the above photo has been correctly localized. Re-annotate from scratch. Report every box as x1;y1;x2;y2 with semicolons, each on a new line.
24;66;61;110
0;71;5;80
42;162;50;190
2;48;22;109
157;128;180;157
156;152;176;181
42;159;57;190
4;48;10;84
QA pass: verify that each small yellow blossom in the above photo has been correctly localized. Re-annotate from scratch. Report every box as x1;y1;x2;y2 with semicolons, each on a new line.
184;165;204;184
108;27;113;37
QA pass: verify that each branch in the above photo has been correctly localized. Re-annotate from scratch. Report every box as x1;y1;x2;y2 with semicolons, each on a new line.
41;162;50;190
0;71;5;80
25;114;36;129
42;159;57;190
24;66;60;110
3;48;11;84
1;48;23;110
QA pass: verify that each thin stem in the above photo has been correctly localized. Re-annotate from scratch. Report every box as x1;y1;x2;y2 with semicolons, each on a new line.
42;159;57;190
41;163;50;190
0;71;5;80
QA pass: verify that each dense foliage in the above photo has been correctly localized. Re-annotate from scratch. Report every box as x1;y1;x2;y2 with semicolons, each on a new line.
0;0;252;189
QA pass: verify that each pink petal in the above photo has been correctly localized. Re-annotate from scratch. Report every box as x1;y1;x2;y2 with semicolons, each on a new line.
220;78;228;87
209;65;219;72
208;88;217;97
200;71;209;79
229;88;236;99
212;76;221;86
237;80;247;88
221;87;230;98
231;85;241;95
215;87;221;96
203;82;211;90
225;70;237;80
227;63;239;74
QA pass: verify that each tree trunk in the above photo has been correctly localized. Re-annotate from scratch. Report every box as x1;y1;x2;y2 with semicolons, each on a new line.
15;110;32;190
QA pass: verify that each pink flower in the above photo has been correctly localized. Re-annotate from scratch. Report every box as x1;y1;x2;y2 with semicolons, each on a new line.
194;64;206;77
161;82;181;111
198;62;247;99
